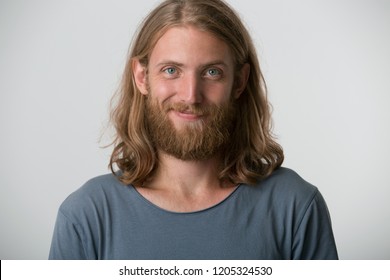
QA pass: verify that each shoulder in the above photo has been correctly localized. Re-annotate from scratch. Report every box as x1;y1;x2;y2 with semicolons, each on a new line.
58;173;129;220
240;167;319;209
64;173;124;202
260;166;317;197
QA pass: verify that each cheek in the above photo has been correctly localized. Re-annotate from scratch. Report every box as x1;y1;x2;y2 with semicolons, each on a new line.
204;83;234;103
149;78;177;100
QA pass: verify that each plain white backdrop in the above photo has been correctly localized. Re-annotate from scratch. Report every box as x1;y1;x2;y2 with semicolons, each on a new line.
1;0;389;259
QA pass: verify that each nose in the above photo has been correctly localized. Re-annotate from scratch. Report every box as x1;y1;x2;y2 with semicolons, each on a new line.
178;72;203;104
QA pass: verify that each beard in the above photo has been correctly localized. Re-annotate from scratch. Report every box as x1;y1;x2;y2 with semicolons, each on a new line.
145;96;236;161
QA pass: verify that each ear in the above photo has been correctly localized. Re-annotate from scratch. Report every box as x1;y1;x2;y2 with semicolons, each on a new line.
132;58;148;95
234;63;250;99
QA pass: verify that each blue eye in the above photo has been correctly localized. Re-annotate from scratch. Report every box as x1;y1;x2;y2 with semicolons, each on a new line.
164;67;177;75
207;68;221;76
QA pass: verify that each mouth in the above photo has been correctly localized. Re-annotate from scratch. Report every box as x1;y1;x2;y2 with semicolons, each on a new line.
164;103;207;121
173;110;204;121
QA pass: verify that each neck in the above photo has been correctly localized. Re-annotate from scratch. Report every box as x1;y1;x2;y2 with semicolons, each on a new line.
137;151;237;212
145;151;225;194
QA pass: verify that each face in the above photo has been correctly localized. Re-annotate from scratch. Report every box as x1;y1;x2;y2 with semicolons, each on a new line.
133;25;249;160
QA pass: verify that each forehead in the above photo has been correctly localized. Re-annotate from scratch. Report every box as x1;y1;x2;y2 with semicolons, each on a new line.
149;25;234;66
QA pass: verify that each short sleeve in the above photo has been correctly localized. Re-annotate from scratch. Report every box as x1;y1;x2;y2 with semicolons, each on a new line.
292;190;338;259
49;209;88;260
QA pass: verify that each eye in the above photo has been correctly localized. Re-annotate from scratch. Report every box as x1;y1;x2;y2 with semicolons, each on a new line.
163;67;177;75
208;68;220;76
204;68;222;79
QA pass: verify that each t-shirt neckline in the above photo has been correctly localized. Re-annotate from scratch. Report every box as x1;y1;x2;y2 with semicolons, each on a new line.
129;184;243;215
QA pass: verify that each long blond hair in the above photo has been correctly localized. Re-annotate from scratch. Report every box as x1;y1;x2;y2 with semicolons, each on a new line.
109;0;284;185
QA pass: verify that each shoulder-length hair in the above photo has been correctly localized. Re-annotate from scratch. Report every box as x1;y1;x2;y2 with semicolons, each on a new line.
109;0;284;186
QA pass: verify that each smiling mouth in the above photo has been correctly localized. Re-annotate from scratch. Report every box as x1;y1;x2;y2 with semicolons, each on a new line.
180;109;203;115
166;103;204;114
174;110;204;121
163;102;210;122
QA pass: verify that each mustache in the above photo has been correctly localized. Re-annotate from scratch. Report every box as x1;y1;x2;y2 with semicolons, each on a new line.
162;102;216;115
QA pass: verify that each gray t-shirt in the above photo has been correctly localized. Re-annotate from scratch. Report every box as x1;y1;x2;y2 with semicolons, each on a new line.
49;167;338;259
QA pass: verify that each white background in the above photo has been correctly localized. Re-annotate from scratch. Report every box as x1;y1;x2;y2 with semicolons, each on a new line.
1;0;389;259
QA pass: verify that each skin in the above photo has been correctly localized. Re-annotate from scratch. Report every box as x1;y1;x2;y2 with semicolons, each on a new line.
133;25;249;212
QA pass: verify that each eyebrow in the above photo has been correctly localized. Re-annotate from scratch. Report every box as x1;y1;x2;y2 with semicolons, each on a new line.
155;60;228;69
155;61;184;68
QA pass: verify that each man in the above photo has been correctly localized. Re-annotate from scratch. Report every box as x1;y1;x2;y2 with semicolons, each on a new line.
49;0;338;259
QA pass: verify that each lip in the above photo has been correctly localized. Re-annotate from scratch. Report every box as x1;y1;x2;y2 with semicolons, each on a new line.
173;111;203;121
